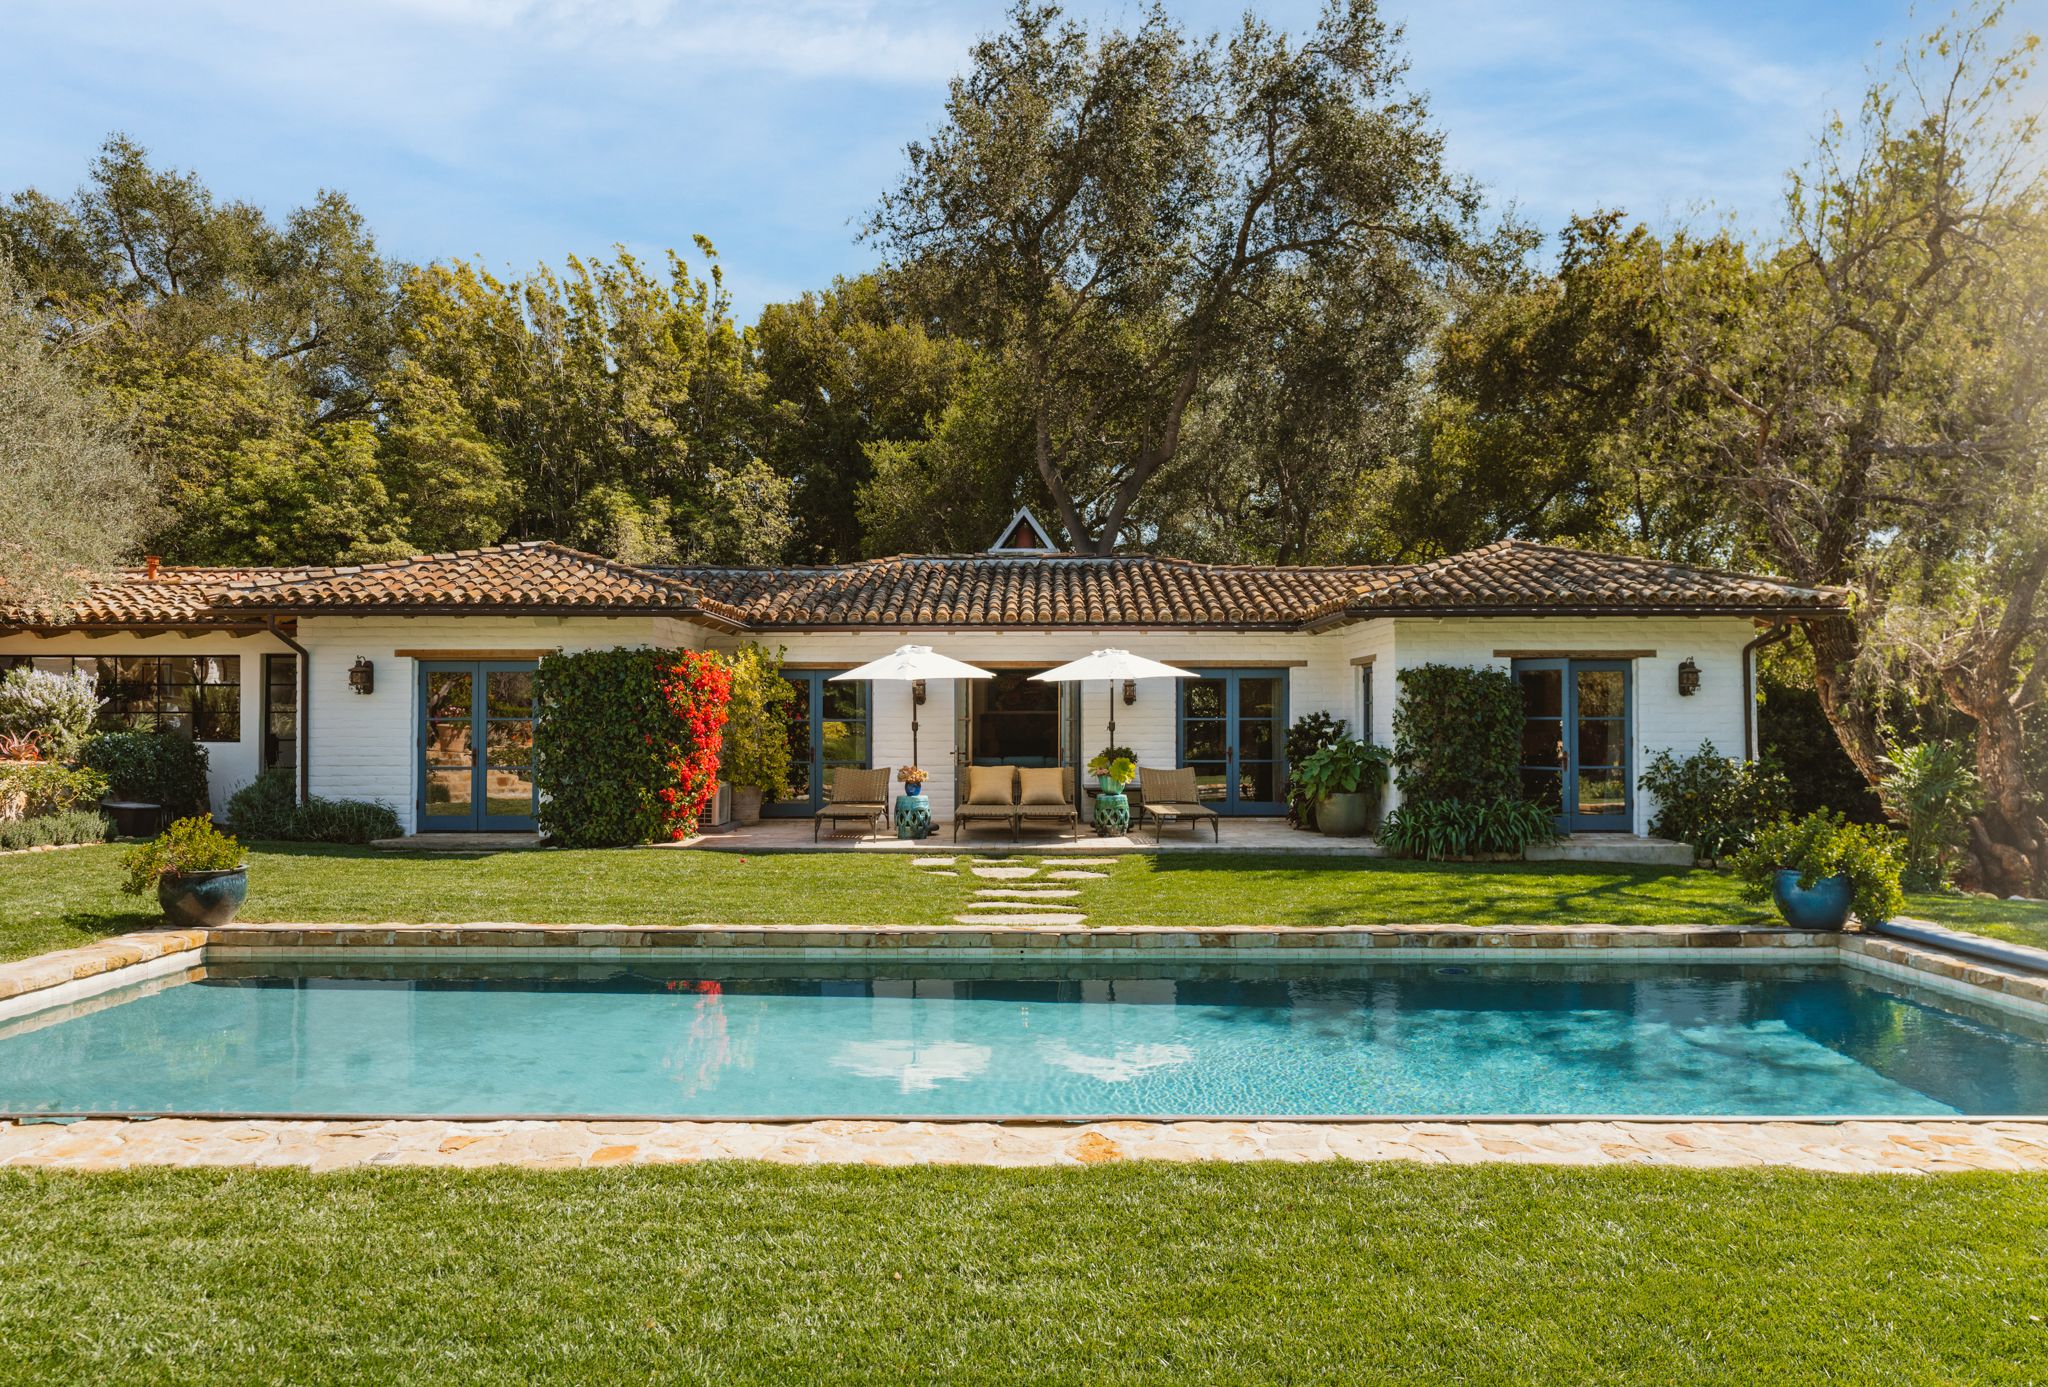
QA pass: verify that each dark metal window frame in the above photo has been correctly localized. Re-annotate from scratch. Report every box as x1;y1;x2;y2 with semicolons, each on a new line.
1;653;242;742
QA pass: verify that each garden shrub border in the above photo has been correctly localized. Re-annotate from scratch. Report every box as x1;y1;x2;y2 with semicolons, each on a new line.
533;648;732;847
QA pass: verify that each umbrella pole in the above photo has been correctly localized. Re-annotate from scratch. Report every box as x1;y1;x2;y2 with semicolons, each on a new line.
910;688;920;768
1106;680;1115;746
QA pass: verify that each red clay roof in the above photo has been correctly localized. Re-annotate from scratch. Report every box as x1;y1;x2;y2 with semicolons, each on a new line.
0;567;265;628
1;540;1847;632
215;542;742;620
660;555;1387;628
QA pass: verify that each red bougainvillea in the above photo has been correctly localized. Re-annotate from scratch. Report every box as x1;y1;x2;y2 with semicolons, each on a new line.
654;651;733;841
533;647;734;847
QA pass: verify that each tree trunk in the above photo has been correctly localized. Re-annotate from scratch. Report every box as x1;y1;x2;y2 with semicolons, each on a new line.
1798;615;1888;783
1945;672;2046;898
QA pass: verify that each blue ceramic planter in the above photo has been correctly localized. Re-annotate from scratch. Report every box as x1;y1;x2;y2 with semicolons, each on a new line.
1771;868;1854;931
894;792;932;840
157;866;248;930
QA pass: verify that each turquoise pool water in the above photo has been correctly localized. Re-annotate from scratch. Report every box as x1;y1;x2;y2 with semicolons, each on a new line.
3;958;2045;1118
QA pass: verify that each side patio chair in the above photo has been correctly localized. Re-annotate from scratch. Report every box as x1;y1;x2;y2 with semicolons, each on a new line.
812;766;891;842
1134;766;1221;844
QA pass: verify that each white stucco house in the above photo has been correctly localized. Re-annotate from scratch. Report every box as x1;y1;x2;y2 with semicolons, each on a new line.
0;510;1845;838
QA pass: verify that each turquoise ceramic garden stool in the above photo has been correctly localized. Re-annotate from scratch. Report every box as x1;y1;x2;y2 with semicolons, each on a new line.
895;790;933;840
1092;787;1130;835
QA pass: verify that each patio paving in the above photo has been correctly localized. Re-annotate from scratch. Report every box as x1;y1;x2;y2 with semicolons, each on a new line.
680;818;1691;863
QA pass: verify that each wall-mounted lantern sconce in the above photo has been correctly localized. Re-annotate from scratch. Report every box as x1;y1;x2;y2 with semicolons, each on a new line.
348;657;376;696
1677;658;1700;697
911;678;927;706
1121;679;1137;706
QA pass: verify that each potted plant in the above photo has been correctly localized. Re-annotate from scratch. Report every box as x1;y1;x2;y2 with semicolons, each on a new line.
898;765;929;796
1731;811;1906;931
1292;739;1392;837
1087;749;1136;794
715;644;795;825
123;815;248;929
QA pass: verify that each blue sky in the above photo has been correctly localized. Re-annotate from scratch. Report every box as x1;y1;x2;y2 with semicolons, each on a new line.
3;0;2038;317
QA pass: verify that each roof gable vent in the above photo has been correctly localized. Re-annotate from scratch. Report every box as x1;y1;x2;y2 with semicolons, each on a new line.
989;506;1060;554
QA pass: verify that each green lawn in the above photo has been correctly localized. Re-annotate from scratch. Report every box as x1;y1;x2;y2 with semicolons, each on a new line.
0;1163;2044;1383
4;842;2045;963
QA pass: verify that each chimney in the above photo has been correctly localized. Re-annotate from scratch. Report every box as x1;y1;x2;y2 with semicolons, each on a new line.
144;556;160;581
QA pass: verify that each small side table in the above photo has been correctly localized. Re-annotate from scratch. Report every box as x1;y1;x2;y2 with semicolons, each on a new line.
894;792;933;840
1092;789;1131;836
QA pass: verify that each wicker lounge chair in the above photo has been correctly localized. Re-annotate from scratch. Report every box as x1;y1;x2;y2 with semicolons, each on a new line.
812;766;890;841
953;764;1019;843
1013;766;1078;842
1135;766;1220;843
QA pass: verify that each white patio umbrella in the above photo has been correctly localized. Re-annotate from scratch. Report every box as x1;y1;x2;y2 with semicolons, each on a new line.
1031;649;1196;748
832;644;991;768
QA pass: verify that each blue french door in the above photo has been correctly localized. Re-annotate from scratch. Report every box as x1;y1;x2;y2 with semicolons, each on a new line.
418;662;538;831
765;671;871;816
1177;669;1289;814
1513;659;1632;831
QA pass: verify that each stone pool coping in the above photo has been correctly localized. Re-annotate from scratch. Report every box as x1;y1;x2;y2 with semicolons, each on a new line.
4;918;2048;1171
5;1115;2047;1174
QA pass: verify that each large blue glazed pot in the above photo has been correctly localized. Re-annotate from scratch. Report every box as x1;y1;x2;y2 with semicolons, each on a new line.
1771;868;1854;931
894;791;933;840
157;866;248;930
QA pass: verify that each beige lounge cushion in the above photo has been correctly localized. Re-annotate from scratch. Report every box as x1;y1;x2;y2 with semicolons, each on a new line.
966;765;1017;805
1017;767;1067;806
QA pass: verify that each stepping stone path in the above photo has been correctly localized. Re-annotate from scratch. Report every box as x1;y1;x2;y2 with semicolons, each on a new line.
953;914;1088;925
970;865;1039;880
1059;857;1118;865
975;888;1080;899
1046;870;1108;880
912;857;956;867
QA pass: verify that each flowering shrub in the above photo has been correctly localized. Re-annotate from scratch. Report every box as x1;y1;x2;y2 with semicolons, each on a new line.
534;648;733;847
0;667;101;762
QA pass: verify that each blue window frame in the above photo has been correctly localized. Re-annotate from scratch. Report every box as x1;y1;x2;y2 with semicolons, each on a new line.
1512;658;1632;832
766;671;872;816
418;661;537;831
1175;668;1289;814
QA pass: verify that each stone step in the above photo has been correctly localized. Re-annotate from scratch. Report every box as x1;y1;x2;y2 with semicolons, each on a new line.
1046;869;1108;880
970;866;1039;879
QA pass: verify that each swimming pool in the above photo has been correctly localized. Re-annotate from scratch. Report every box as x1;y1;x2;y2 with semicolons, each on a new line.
4;956;2045;1118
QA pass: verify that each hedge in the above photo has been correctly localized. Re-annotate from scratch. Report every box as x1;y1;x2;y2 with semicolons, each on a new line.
1390;664;1524;803
533;648;732;847
227;767;401;844
0;809;110;852
79;732;210;815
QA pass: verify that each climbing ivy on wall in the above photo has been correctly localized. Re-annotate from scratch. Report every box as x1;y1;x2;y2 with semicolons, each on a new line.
1389;663;1524;805
533;648;733;847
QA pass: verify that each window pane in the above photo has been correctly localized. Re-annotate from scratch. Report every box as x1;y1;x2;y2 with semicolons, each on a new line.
1188;763;1229;803
821;719;867;767
1578;774;1627;816
1239;762;1276;803
821;681;867;720
1182;722;1225;762
426;672;472;718
485;769;535;817
1575;719;1622;768
1521;720;1564;766
192;684;240;742
486;720;534;763
486;671;533;717
1577;670;1625;717
1241;720;1274;759
426;721;472;766
425;768;472;814
1239;677;1278;720
1517;668;1563;718
1182;679;1224;720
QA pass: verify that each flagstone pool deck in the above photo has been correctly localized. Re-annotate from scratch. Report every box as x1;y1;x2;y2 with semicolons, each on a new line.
6;918;2048;1174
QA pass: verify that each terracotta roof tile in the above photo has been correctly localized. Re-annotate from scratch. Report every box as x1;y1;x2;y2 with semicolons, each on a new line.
0;567;264;628
216;541;741;620
2;540;1847;633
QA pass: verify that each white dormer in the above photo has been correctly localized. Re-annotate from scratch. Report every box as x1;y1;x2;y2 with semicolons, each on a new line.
988;506;1060;554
